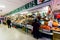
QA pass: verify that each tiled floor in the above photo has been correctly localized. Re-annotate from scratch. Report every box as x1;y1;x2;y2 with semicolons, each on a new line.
0;24;51;40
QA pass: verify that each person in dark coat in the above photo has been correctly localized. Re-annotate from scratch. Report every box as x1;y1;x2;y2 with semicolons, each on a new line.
32;19;41;39
7;18;11;28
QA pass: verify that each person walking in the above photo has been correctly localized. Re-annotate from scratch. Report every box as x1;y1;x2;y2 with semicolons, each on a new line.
7;18;11;28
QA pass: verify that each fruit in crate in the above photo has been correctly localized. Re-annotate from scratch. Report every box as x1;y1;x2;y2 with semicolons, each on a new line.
20;19;25;23
40;25;50;30
16;20;20;23
53;22;58;27
55;28;60;31
52;27;60;31
51;27;56;31
40;25;45;29
45;26;50;30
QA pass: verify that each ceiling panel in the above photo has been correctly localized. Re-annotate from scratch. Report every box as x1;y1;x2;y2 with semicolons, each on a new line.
0;0;33;15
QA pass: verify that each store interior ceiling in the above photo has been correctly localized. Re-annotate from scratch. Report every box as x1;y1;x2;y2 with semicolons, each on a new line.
0;0;33;15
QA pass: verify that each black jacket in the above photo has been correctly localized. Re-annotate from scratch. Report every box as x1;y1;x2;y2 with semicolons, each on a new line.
7;19;11;25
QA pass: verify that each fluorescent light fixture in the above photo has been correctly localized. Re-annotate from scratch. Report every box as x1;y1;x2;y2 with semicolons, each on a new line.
20;11;28;14
11;14;15;16
0;5;5;8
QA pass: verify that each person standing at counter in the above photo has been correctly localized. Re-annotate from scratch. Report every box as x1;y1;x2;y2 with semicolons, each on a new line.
7;18;11;28
32;19;40;39
48;18;53;28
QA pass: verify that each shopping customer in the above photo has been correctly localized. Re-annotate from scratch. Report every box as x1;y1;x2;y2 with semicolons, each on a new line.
7;18;11;28
48;18;53;28
32;19;41;39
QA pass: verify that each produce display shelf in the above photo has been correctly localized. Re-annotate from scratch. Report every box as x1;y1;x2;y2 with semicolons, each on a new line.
12;23;53;39
39;30;53;35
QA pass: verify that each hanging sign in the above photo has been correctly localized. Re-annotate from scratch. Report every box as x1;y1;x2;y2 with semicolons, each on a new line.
37;0;50;4
51;0;60;11
5;0;51;16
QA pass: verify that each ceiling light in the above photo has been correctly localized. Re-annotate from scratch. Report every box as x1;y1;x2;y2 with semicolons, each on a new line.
0;5;5;8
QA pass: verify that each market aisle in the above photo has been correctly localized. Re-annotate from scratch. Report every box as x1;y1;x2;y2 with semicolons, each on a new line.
0;24;51;40
0;24;37;40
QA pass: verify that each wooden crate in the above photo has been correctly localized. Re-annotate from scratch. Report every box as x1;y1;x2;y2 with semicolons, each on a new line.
53;33;60;40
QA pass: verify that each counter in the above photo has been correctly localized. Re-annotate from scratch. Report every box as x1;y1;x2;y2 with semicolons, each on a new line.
53;31;60;40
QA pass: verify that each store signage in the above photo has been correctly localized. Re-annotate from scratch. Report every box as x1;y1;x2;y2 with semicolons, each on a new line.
5;0;51;16
37;0;50;4
8;1;37;14
51;0;60;11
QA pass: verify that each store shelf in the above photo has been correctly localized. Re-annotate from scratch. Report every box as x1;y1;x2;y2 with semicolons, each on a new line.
39;30;53;35
12;23;23;28
53;31;60;34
